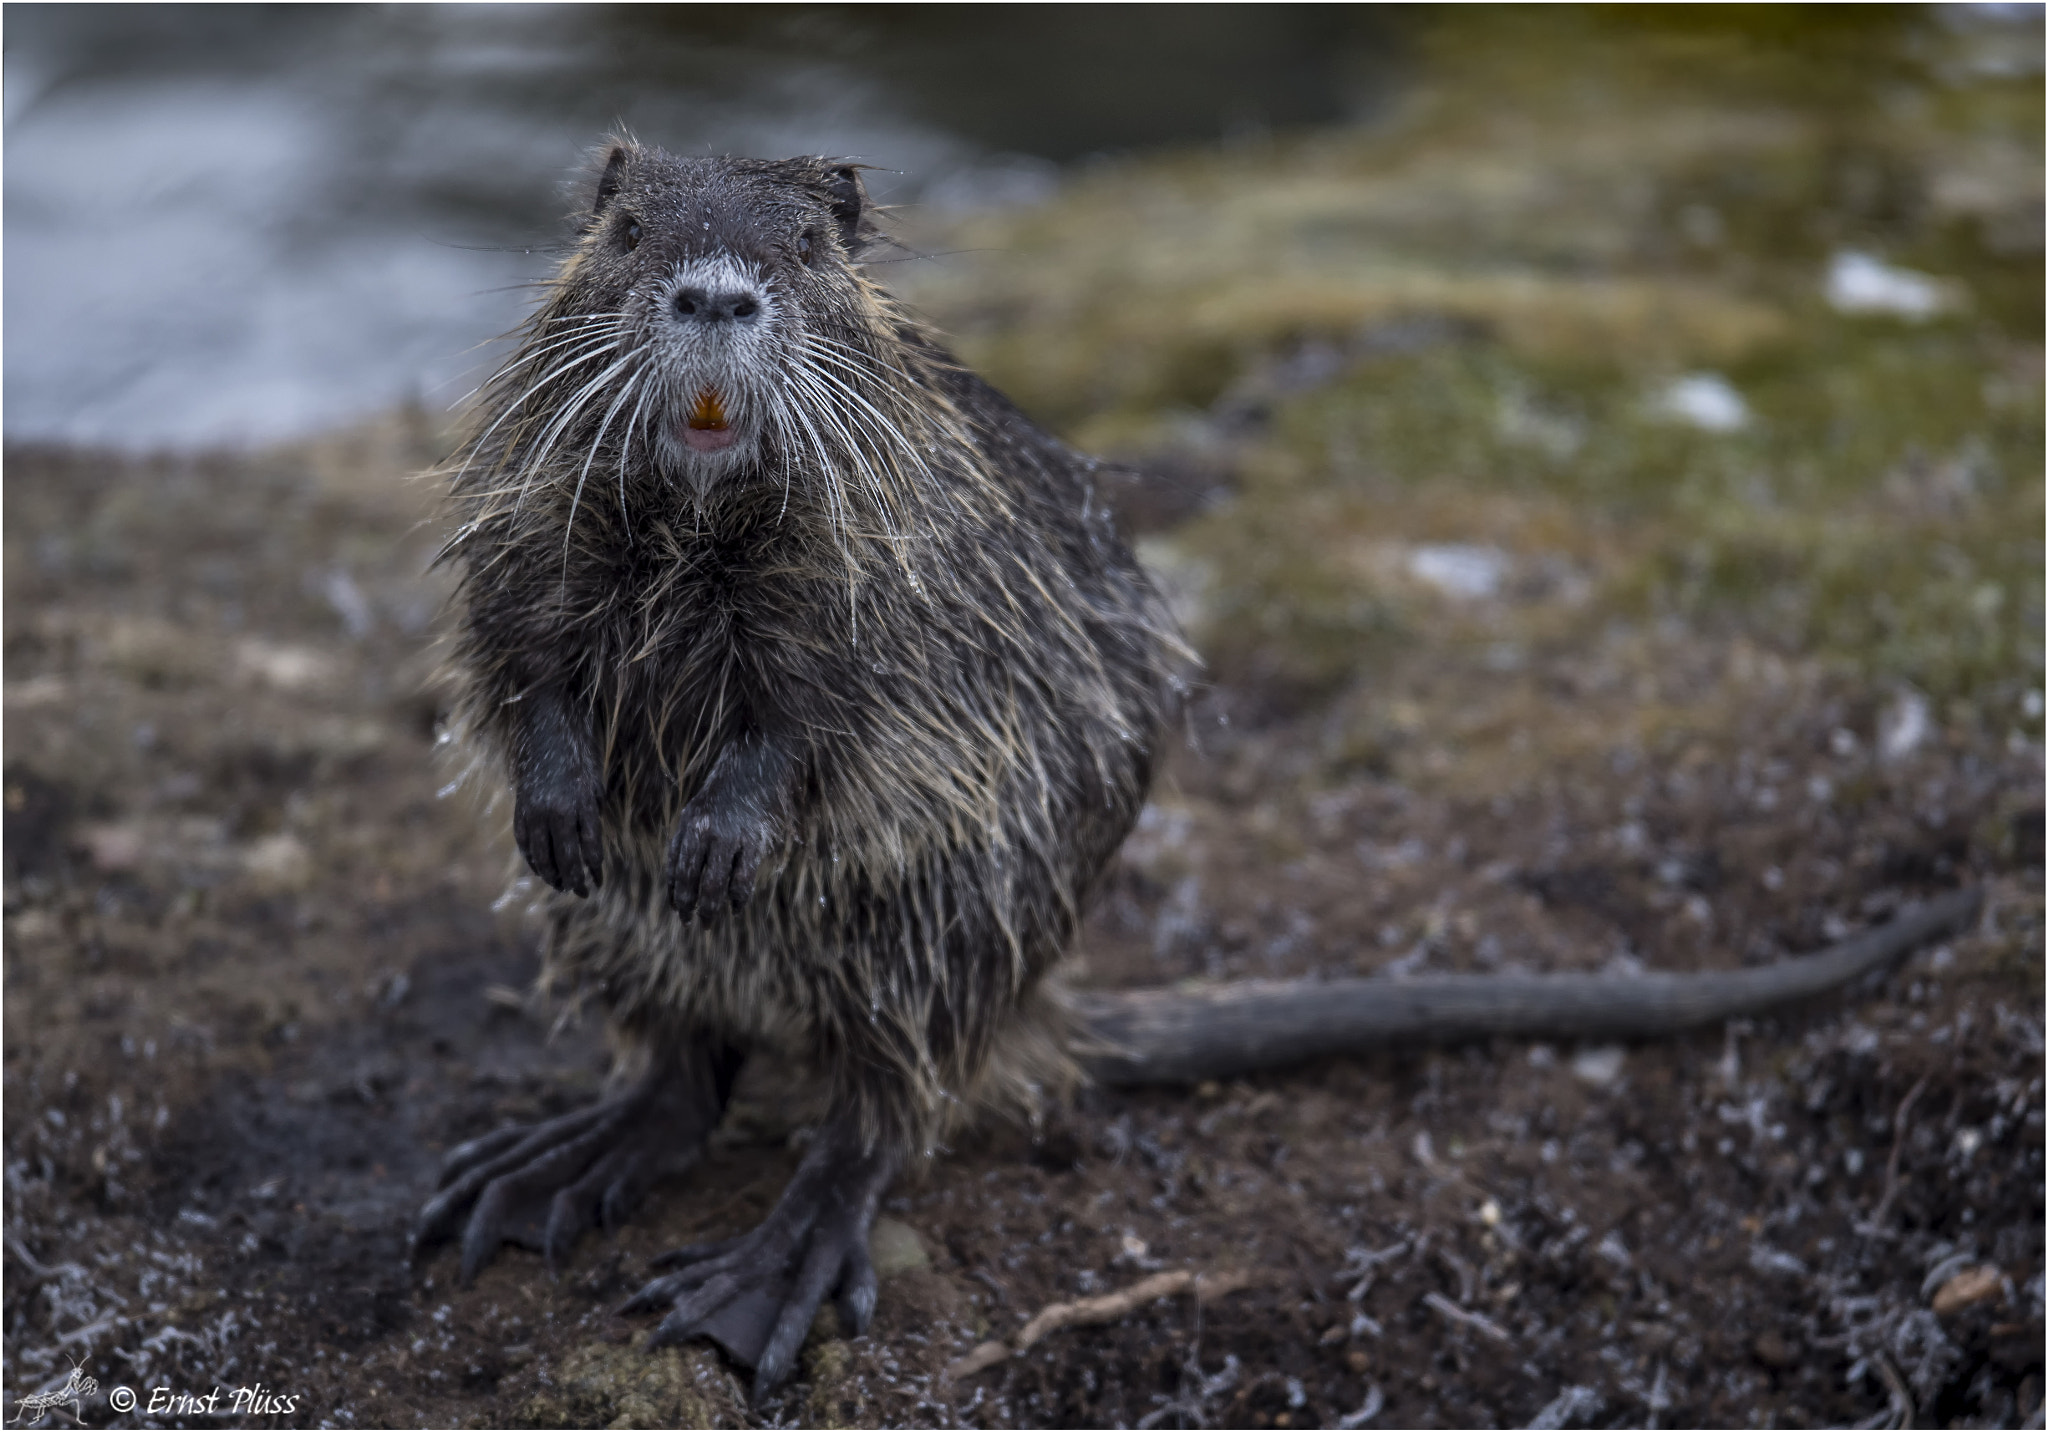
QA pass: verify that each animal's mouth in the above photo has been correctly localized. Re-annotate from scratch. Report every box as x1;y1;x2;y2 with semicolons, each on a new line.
680;386;739;453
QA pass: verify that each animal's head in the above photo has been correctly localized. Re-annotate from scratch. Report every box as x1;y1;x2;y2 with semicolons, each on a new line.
515;141;900;498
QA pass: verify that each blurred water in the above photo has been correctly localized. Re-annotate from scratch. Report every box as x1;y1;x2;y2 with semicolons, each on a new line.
3;5;1399;450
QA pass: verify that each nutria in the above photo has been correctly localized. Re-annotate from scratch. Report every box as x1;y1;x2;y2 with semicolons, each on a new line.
411;139;1979;1395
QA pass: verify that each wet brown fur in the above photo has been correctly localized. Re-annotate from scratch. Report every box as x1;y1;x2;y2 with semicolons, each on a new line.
435;143;1189;1157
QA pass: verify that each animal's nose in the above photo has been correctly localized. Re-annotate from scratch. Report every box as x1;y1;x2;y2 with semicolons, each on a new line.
672;285;762;324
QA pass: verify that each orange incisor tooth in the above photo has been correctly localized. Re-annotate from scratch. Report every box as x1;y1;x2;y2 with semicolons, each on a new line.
688;386;728;430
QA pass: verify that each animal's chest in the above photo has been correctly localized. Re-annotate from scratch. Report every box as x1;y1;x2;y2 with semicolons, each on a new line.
593;529;857;726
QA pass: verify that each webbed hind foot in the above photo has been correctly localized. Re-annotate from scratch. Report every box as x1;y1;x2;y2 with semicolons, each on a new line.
411;1042;739;1282
620;1115;899;1396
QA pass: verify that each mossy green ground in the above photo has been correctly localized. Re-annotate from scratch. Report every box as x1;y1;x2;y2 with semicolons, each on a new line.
898;6;2042;726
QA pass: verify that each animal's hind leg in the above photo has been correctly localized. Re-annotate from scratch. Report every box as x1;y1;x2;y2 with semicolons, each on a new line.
412;1038;742;1282
620;1111;899;1395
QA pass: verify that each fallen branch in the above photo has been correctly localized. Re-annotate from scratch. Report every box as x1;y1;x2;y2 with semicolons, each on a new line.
945;1268;1262;1381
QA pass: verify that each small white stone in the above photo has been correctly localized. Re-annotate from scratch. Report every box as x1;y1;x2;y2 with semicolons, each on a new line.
1749;1244;1808;1277
1570;1046;1625;1086
244;832;311;887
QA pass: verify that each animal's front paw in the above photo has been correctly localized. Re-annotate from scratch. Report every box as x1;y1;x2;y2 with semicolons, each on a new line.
665;797;778;921
514;775;603;898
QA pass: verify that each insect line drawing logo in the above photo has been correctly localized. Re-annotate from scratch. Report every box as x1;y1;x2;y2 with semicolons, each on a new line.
10;1360;97;1425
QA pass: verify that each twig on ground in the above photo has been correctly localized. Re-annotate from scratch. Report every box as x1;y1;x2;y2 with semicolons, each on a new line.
944;1268;1263;1381
1871;1353;1914;1430
1423;1291;1513;1345
6;1231;53;1280
4;1232;84;1292
1858;1074;1930;1235
1336;1384;1385;1429
55;1315;124;1348
1134;1332;1236;1431
1341;1238;1412;1302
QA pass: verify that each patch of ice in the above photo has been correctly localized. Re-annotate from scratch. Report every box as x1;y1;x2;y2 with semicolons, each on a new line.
1406;543;1509;601
1878;689;1933;761
1826;250;1959;319
1652;372;1750;432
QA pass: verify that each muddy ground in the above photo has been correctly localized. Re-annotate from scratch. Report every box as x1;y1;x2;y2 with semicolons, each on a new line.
5;13;2045;1429
2;417;2040;1429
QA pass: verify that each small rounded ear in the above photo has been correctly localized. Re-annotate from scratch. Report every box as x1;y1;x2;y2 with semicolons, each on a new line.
592;145;631;217
823;165;867;248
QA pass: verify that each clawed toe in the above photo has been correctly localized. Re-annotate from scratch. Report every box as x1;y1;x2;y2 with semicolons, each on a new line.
619;1118;898;1395
438;1121;541;1185
647;1234;744;1271
411;1050;731;1281
834;1237;878;1337
543;1142;659;1267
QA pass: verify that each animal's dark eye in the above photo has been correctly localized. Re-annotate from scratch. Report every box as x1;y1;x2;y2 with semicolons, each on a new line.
797;230;815;264
622;218;642;252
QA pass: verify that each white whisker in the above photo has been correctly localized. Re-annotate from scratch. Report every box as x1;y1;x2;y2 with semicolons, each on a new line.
453;333;621;492
563;354;652;572
780;363;894;516
618;376;657;529
782;351;923;531
512;347;646;507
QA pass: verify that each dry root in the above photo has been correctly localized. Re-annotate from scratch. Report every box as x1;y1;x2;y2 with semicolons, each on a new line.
944;1268;1263;1381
